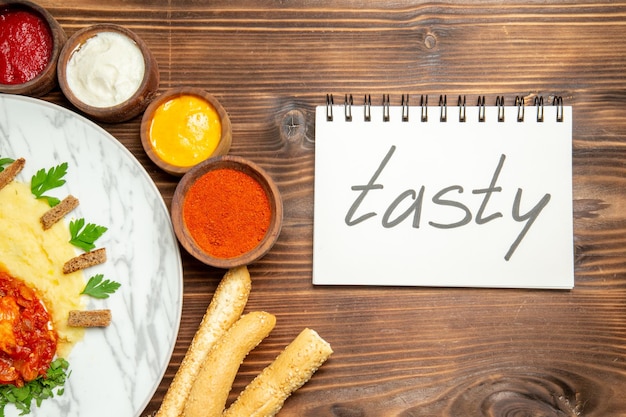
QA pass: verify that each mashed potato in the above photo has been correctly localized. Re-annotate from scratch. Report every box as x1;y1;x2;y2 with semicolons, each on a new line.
0;181;85;357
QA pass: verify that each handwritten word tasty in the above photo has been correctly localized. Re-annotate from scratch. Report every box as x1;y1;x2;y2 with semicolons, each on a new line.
344;145;551;260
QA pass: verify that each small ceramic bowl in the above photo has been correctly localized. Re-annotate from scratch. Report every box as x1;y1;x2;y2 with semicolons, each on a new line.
171;155;283;269
0;0;67;96
140;87;232;176
57;24;159;123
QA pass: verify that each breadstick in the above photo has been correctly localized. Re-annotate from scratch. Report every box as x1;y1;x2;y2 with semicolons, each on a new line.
0;157;25;191
155;266;252;417
223;328;333;417
183;311;276;417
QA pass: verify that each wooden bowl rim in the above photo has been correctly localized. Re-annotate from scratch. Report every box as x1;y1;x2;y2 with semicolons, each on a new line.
140;87;232;176
171;155;283;269
0;0;67;96
57;23;158;121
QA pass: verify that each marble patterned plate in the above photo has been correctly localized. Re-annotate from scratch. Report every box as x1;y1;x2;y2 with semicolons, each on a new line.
0;94;183;417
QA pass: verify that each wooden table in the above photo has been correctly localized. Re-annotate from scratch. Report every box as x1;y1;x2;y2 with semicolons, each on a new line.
30;1;626;415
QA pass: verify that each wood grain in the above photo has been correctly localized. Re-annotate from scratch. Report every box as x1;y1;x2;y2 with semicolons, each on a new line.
29;1;626;416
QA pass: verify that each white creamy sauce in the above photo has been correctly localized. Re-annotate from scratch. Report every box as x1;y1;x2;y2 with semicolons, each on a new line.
66;31;145;108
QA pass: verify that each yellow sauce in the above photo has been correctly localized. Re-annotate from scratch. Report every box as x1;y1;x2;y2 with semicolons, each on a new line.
149;94;222;168
0;182;85;357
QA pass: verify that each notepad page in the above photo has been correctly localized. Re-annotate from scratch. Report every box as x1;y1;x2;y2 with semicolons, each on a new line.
312;103;574;289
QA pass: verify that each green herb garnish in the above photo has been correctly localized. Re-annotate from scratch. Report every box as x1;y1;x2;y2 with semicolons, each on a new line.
69;218;108;252
0;358;70;417
30;162;68;207
81;274;121;299
0;157;14;173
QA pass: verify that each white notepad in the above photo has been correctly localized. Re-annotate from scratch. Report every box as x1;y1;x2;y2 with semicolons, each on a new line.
313;95;574;289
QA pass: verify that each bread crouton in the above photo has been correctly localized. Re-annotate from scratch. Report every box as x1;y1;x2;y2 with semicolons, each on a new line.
63;248;107;274
0;157;25;191
68;309;111;327
41;195;79;229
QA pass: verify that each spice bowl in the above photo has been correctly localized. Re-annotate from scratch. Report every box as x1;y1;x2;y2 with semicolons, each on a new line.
171;155;283;269
140;87;232;176
57;24;159;123
0;0;67;96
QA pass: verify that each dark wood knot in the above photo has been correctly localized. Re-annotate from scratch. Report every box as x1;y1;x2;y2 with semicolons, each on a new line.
444;370;601;417
280;109;306;142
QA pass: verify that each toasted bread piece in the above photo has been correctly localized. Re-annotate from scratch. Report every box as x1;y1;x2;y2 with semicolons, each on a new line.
0;158;25;191
63;248;107;274
68;309;111;327
41;195;80;230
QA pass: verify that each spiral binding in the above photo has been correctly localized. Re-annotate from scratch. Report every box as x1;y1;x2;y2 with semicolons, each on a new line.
325;94;565;123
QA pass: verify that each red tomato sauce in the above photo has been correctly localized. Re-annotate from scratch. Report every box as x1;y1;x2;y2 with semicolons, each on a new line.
0;271;57;387
0;7;53;85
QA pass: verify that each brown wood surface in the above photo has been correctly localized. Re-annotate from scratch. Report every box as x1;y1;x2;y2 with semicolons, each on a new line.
25;1;626;416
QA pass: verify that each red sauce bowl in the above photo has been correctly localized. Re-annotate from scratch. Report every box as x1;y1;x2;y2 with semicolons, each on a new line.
171;155;283;269
0;0;66;96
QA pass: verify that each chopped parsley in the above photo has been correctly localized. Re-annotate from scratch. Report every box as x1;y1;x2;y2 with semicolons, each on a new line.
30;163;68;207
81;274;121;299
0;358;70;417
69;218;108;252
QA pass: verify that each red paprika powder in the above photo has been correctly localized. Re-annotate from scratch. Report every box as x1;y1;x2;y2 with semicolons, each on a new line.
0;6;53;85
183;168;272;259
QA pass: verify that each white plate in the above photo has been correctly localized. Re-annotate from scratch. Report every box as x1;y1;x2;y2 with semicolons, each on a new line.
0;94;182;417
